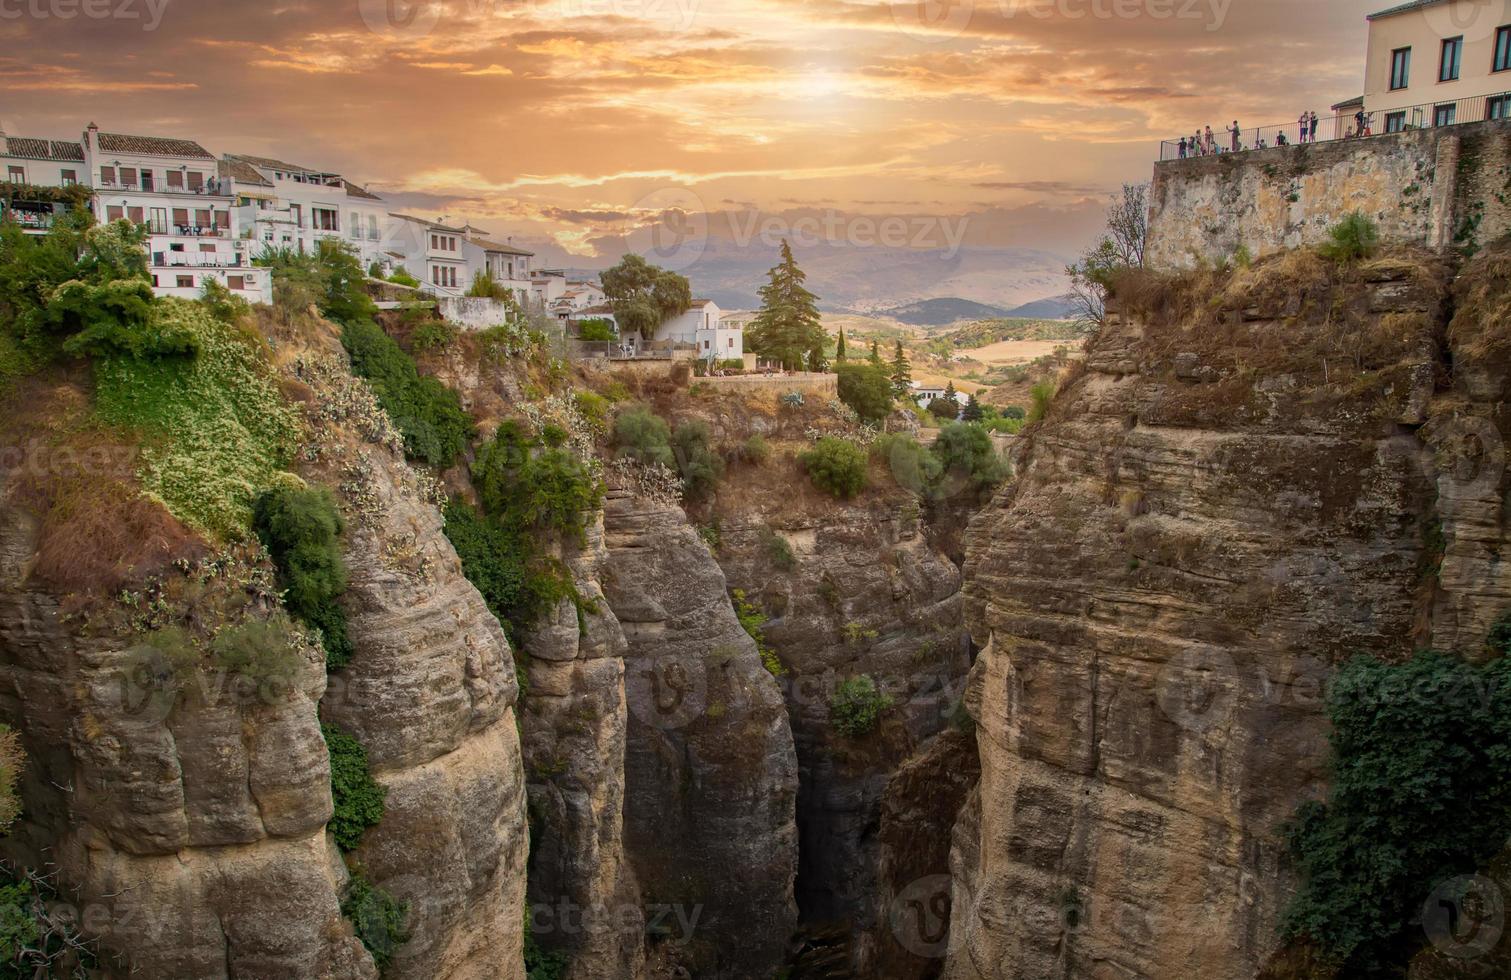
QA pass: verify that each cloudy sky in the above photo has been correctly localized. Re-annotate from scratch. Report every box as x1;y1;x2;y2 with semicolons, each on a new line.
2;0;1375;269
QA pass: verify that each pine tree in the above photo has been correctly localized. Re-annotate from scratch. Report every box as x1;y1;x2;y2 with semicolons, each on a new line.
890;340;911;397
836;328;847;362
747;239;825;372
962;392;984;422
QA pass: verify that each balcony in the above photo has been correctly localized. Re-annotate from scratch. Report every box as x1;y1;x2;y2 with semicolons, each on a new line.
153;254;245;270
97;180;231;198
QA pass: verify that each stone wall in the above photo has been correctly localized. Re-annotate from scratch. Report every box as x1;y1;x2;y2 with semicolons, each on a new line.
437;296;514;330
1146;118;1511;268
696;373;838;397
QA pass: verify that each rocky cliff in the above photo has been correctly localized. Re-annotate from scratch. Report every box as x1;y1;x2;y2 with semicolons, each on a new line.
947;248;1510;979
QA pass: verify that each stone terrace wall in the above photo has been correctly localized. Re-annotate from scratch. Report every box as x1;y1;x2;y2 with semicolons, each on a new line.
1147;118;1511;268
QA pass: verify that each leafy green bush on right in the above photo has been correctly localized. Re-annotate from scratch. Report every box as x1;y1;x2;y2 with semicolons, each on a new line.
799;437;868;499
323;724;387;852
254;485;353;669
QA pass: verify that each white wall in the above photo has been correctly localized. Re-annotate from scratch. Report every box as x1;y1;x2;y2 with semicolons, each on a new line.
1364;1;1511;119
437;295;516;330
655;301;721;343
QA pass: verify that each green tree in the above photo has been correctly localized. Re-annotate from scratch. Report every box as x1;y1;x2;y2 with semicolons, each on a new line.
868;339;882;367
836;362;894;422
1066;182;1147;332
835;327;847;362
890;340;911;397
747;239;825;371
961;392;983;422
612;404;675;468
671;420;724;500
932;421;1009;492
601;253;691;340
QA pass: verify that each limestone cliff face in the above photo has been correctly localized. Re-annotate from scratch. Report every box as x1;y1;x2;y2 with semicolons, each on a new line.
713;505;970;963
0;505;369;978
600;486;800;979
947;250;1510;980
304;348;528;980
519;515;645;980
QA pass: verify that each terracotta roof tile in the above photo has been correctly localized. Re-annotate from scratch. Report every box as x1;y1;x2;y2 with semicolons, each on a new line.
97;132;214;159
4;138;85;162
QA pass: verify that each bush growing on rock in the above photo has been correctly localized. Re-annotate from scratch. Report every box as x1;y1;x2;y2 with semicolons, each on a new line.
612;404;674;468
253;485;352;669
1318;212;1380;264
340;318;473;468
671;420;724;500
799;437;868;499
829;675;893;738
1280;649;1511;973
342;870;409;971
932;422;1010;493
209;617;304;692
323;724;387;852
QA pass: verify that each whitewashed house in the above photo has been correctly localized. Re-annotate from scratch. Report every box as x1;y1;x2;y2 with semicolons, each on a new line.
461;231;534;302
0;124;89;235
384;213;468;295
911;383;963;408
653;298;743;359
221;154;387;269
82;124;269;303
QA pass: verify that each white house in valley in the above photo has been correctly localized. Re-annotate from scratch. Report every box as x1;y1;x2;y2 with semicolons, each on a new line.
221;153;387;269
81;124;269;303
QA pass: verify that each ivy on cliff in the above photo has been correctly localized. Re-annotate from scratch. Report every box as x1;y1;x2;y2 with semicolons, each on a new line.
1281;647;1511;975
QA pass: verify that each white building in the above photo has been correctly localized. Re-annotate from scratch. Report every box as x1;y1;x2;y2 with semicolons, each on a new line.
654;298;743;359
81;124;269;303
911;383;963;408
461;231;534;302
0;125;86;234
384;213;469;295
221;154;387;269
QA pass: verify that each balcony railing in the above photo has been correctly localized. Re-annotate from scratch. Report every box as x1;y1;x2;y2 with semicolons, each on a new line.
98;180;231;198
1157;91;1511;162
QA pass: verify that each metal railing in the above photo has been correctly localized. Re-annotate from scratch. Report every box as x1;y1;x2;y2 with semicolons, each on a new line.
1158;91;1511;161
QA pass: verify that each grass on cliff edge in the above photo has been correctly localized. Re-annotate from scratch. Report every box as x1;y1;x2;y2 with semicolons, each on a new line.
93;299;300;541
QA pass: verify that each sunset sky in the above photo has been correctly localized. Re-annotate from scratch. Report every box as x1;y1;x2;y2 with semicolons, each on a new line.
2;0;1376;268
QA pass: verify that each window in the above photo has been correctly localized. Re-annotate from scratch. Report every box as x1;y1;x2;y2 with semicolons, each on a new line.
195;209;211;228
1489;95;1511;119
228;275;245;290
172;207;188;227
6;166;23;183
106;205;124;222
199;243;216;253
1440;37;1462;81
1496;26;1511;72
149;208;167;234
1385;111;1407;133
187;171;203;191
176;275;193;288
60;169;76;186
1434;103;1457;127
100;166;115;185
127;206;144;224
167;170;183;189
1391;47;1412;90
120;167;137;187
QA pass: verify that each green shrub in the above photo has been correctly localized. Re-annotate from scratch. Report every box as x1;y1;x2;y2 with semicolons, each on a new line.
473;423;602;542
573;390;610;431
799;437;868;499
260;239;376;326
444;500;579;642
932;422;1010;492
1026;380;1055;424
835;362;894;422
873;432;942;496
1280;650;1511;974
386;268;420;288
209;617;303;691
253;486;352;669
200;278;251;324
1318;212;1380;263
732;589;784;676
829;675;893;738
736;434;770;465
763;527;796;570
612;404;674;468
343;870;410;972
323;724;387;852
341;318;473;468
575;318;616;343
93;301;299;539
671;420;724;500
410;319;458;352
524;910;569;980
999;405;1026;421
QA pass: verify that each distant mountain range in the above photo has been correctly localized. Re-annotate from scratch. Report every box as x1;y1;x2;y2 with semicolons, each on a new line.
856;293;1079;327
553;241;1072;318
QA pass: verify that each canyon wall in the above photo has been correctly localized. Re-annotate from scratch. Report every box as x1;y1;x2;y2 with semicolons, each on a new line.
946;248;1511;979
